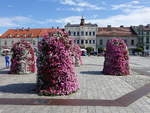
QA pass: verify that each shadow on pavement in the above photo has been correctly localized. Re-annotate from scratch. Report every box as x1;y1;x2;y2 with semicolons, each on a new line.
0;83;36;94
0;67;10;75
0;83;150;106
80;71;104;75
82;64;103;66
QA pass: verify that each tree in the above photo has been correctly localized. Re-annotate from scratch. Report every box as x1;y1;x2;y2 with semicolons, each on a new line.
98;47;104;53
134;47;144;53
86;47;94;54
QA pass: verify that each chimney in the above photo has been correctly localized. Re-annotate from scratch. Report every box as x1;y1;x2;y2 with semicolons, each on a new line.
57;26;59;29
120;25;124;28
26;27;30;31
107;25;111;31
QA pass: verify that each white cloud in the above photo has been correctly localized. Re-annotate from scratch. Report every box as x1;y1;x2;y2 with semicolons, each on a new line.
48;7;150;27
2;5;150;28
46;16;81;24
88;7;150;26
112;1;141;10
60;0;104;10
0;16;33;27
61;0;76;5
70;7;84;12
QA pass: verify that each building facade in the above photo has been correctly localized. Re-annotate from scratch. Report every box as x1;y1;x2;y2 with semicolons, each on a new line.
0;28;63;52
96;26;138;54
132;25;150;54
65;17;98;50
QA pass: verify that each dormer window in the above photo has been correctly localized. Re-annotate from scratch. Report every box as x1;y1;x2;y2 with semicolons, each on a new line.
28;34;32;37
9;34;12;38
17;34;20;37
4;40;7;45
24;34;27;38
11;40;14;44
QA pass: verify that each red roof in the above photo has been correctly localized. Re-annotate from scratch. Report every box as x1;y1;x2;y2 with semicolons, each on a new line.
96;27;137;37
0;28;64;38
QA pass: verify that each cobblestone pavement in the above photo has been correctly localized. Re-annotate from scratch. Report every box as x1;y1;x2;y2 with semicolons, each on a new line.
0;56;150;113
130;56;150;77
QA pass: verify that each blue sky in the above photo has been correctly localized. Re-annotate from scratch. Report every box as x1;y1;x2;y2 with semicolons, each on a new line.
1;0;150;34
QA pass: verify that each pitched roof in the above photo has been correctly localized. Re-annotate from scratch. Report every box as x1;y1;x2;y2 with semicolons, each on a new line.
65;23;97;27
0;28;63;38
96;27;137;37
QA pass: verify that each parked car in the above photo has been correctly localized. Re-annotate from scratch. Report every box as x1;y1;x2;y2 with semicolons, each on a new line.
81;49;87;56
90;51;97;56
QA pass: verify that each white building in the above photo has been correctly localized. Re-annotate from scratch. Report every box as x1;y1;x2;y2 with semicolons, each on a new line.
132;25;150;54
65;17;98;51
96;26;138;54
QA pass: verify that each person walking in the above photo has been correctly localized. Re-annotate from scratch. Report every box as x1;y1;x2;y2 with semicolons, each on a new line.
5;53;10;68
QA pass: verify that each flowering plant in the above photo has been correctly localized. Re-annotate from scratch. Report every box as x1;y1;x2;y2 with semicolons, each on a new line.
37;31;79;96
71;43;82;66
103;38;130;76
10;40;35;74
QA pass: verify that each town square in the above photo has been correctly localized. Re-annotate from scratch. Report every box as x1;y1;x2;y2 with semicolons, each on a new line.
0;55;150;113
0;0;150;113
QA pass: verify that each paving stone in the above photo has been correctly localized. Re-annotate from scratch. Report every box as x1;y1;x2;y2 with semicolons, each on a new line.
0;56;150;113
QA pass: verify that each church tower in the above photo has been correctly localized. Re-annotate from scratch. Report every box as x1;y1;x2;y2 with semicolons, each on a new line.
80;16;85;26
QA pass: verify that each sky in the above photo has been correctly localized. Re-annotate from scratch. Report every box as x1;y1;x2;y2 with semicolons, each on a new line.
1;0;150;34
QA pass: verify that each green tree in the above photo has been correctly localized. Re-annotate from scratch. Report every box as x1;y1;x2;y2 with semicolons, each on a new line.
98;47;104;53
134;47;144;53
86;47;94;54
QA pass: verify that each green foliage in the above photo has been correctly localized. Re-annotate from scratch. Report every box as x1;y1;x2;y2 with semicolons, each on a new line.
86;47;94;54
98;47;104;53
134;47;144;52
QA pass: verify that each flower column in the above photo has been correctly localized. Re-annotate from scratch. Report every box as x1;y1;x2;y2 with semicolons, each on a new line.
10;40;35;74
37;32;79;96
103;38;130;76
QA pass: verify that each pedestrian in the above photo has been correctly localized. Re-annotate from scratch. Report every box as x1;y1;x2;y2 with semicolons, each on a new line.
5;53;10;68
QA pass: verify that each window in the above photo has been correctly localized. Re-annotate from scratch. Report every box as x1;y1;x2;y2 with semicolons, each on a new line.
77;40;80;44
4;40;7;45
146;32;149;36
93;40;95;44
74;40;76;43
85;40;88;44
9;34;12;38
89;40;92;44
89;32;92;36
93;32;95;36
81;40;84;44
100;40;103;45
86;32;88;36
24;34;27;37
33;40;36;45
28;34;32;37
74;32;76;36
81;31;84;36
146;46;149;50
11;40;14;44
131;40;134;45
146;37;149;43
77;32;80;36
